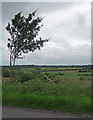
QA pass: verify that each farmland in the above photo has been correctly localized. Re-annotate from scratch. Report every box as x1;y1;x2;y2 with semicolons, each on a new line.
2;65;92;114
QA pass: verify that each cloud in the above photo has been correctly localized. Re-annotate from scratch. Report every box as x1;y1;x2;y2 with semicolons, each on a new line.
1;2;91;65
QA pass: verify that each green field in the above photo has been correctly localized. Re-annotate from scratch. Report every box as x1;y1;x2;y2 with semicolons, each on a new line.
2;67;92;114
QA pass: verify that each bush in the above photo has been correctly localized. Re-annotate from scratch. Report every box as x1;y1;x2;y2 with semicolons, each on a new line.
19;72;34;82
32;67;42;75
80;77;85;80
2;68;11;77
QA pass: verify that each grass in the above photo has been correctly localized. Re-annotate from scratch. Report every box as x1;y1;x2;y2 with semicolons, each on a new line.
2;68;91;114
3;94;91;114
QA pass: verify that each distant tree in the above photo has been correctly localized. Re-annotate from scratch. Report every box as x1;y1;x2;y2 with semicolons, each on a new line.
6;10;49;80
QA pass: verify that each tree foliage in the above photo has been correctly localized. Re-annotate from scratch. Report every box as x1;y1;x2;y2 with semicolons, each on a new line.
6;10;49;66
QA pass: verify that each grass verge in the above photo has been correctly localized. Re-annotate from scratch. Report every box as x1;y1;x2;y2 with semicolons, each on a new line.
2;92;91;114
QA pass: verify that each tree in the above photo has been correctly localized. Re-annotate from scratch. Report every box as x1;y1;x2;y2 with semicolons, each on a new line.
6;10;49;80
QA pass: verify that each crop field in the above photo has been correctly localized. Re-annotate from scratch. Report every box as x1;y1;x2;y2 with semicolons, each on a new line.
2;66;92;114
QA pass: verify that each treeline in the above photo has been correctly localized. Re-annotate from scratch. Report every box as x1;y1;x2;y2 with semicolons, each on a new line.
1;64;92;69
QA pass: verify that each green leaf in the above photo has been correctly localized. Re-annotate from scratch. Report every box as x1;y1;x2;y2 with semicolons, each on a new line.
7;43;10;48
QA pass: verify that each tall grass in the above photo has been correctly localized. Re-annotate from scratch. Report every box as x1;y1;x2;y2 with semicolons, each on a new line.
2;76;91;114
2;68;91;114
2;92;91;114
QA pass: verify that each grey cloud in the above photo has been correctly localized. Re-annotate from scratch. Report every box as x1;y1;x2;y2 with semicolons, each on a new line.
1;2;91;65
2;2;80;24
15;48;91;65
18;41;90;65
25;2;78;14
57;12;90;41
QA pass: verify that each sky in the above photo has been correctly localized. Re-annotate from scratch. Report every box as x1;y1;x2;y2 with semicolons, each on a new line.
1;2;91;65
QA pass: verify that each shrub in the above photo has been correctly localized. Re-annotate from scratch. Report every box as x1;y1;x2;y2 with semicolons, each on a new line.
32;67;42;75
2;68;11;77
19;72;34;82
80;77;85;80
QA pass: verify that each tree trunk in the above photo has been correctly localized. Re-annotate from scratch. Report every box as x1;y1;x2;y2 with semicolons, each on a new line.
13;57;16;67
10;54;16;83
10;55;13;83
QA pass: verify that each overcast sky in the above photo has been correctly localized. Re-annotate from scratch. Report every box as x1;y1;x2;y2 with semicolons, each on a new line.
1;2;91;65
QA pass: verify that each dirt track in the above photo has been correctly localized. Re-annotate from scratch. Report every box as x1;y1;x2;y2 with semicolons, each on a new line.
2;106;92;118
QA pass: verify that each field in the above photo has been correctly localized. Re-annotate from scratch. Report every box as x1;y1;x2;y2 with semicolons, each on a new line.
2;65;92;114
